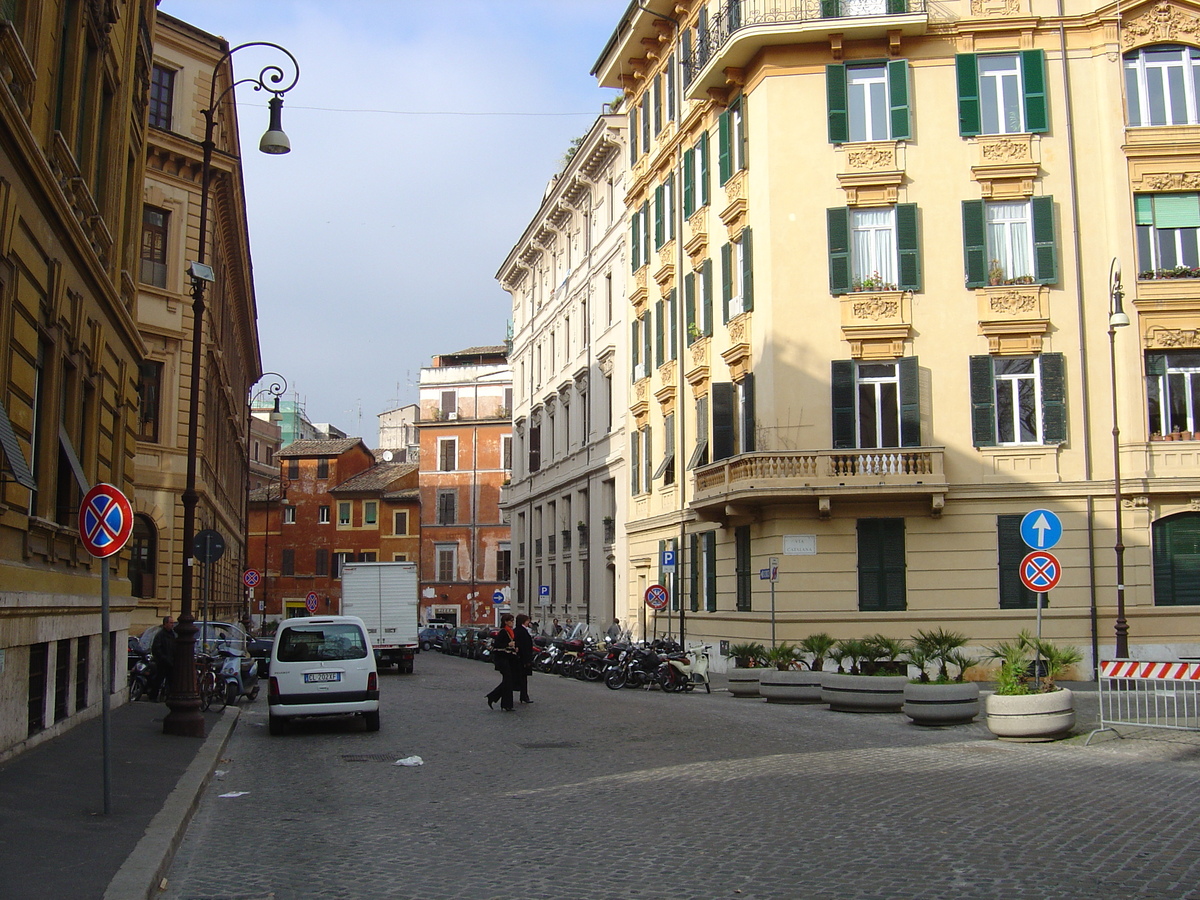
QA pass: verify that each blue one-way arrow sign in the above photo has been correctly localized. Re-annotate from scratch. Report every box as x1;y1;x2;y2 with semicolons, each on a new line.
1020;508;1063;550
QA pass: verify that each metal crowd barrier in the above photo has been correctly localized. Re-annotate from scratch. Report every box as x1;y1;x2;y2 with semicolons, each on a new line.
1086;660;1200;744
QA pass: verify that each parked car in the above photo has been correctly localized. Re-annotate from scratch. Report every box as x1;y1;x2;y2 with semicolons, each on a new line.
442;627;469;656
268;615;379;735
462;628;487;660
419;621;453;652
248;634;274;677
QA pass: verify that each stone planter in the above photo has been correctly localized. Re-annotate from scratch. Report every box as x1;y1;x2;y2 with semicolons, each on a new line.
903;681;981;726
759;669;824;703
821;673;907;712
727;668;762;698
985;689;1075;742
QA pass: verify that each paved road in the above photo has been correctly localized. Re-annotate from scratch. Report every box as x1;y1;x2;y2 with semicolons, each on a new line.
163;653;1200;900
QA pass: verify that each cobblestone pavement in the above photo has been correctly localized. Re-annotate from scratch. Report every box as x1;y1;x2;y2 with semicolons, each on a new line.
163;653;1200;900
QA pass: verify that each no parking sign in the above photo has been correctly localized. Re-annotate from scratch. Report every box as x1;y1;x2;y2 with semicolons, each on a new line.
79;484;133;558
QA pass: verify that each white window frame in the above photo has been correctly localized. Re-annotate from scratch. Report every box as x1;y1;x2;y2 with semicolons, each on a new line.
847;63;889;142
393;510;408;535
364;500;377;526
1125;45;1200;127
979;53;1025;135
436;543;458;582
850;207;898;290
501;434;513;470
730;102;746;171
437;436;458;472
1148;351;1200;435
1136;193;1200;274
993;356;1044;445
985;200;1035;283
283;505;296;525
319;505;330;525
337;502;351;527
728;239;746;318
855;362;901;449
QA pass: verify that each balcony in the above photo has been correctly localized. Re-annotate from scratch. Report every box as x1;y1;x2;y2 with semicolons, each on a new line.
692;447;947;520
685;0;928;100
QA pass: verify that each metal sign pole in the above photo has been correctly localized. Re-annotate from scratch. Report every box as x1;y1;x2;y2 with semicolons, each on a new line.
1036;590;1045;690
100;562;111;815
771;580;777;649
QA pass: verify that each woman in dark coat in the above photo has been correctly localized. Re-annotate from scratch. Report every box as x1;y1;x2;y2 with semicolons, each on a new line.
486;613;518;711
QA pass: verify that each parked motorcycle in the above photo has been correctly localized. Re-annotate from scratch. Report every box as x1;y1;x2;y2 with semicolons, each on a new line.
660;644;713;693
127;651;166;702
604;644;664;690
197;621;260;706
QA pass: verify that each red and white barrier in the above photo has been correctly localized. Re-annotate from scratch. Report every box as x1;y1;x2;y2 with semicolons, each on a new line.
1087;659;1200;744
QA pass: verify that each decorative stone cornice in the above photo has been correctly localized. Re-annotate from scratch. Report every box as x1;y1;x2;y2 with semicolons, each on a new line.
684;208;709;264
837;141;903;206
970;0;1023;16
971;135;1039;198
1122;1;1200;50
975;284;1050;354
839;290;912;359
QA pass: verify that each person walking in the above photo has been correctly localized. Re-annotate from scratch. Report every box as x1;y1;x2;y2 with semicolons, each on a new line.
149;616;175;700
486;613;518;712
514;613;535;704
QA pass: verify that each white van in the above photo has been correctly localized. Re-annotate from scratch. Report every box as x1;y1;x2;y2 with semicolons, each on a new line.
268;615;379;735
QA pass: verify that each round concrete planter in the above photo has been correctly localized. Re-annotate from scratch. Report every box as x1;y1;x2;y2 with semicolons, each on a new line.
985;688;1075;742
759;669;824;703
902;681;981;726
727;668;762;698
821;673;908;712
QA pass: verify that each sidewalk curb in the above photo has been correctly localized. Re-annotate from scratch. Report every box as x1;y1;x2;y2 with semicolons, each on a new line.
103;707;240;900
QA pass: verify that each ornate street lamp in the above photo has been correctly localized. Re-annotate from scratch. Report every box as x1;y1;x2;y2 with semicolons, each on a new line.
1108;258;1131;660
247;373;287;629
164;44;300;737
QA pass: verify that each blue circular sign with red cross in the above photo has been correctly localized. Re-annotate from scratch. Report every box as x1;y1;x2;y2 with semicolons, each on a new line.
78;483;133;559
306;591;319;612
645;584;670;610
1020;550;1061;593
243;569;261;588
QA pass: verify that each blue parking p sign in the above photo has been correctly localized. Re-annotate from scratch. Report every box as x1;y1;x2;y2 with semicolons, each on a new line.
539;585;549;597
662;549;676;572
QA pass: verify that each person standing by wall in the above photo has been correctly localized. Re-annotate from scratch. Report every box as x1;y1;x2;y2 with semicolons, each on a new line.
514;613;534;704
486;613;518;712
149;616;175;700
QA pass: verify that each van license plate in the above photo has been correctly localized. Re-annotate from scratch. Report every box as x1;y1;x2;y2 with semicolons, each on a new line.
304;672;341;683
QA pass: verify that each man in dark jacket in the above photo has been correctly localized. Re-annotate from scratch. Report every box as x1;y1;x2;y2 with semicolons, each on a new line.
149;616;175;700
514;613;535;704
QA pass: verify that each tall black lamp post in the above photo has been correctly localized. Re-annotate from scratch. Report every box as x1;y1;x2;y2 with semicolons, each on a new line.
1108;258;1131;660
247;373;287;628
164;44;300;737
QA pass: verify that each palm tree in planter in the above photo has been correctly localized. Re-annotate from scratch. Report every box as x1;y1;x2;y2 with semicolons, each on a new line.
984;630;1084;742
902;629;981;726
821;635;909;712
762;636;832;703
725;642;767;699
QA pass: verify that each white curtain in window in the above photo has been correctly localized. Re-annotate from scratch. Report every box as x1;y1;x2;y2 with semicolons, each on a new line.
851;207;896;286
986;201;1031;280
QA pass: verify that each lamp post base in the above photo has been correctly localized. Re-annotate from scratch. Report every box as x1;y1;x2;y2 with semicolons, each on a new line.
162;616;206;737
162;698;206;737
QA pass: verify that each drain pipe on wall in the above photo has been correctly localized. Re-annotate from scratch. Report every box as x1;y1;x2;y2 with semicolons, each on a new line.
1058;2;1101;679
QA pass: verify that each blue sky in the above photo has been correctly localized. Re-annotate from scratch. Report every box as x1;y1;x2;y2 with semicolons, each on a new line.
159;1;625;443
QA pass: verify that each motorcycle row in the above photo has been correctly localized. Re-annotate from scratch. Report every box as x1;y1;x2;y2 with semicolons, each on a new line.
531;628;712;694
127;620;263;710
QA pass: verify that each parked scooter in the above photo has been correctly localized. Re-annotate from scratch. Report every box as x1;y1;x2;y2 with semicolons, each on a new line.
127;651;166;702
661;644;712;693
215;638;259;705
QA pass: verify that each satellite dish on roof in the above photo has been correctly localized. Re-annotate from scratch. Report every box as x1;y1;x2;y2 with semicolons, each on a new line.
381;450;394;462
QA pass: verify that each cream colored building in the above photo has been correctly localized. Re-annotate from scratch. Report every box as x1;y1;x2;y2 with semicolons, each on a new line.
498;112;631;634
0;1;157;759
593;0;1200;670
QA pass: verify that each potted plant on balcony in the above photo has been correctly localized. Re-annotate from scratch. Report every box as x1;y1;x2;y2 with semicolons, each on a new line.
984;630;1083;742
821;635;909;712
761;637;830;703
902;629;981;726
725;642;767;698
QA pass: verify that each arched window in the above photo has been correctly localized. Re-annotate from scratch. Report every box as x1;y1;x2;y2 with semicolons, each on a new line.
1152;512;1200;605
127;515;157;599
1124;45;1200;126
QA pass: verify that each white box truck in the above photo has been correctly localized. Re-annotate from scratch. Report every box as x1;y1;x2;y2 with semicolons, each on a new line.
340;561;420;673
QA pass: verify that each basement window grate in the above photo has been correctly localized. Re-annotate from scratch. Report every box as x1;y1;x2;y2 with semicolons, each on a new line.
341;753;400;763
518;741;579;750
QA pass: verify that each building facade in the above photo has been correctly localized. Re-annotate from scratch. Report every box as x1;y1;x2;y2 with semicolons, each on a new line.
593;0;1200;669
134;13;263;630
0;0;158;759
417;347;512;627
498;112;631;636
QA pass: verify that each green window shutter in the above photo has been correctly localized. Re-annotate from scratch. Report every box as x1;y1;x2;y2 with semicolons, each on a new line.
858;518;907;611
701;259;713;335
718;107;732;185
887;59;911;140
645;428;652;492
654;184;665;249
742;373;756;452
962;199;987;287
641;200;651;264
690;533;700;612
667;54;676;120
655;300;665;367
998;515;1037;609
1021;49;1048;134
630;432;640;495
699;132;710;206
827;207;852;295
630;214;640;272
631;319;640;376
1040;352;1066;443
668;288;678;360
641;95;650;149
684;271;697;344
705;531;717;612
826;64;848;144
1135;194;1154;225
969;355;996;447
956;54;981;137
742;228;754;311
735;525;752;612
821;0;842;17
887;0;906;12
899;356;921;447
896;203;920;291
628;108;638;162
658;538;666;591
653;73;662;135
665;172;676;242
643;312;652;371
1031;195;1057;284
682;148;695;217
831;360;856;449
720;241;733;323
712;382;735;461
1154;193;1200;227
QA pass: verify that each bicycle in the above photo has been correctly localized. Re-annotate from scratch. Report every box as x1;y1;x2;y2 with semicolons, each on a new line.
195;653;225;711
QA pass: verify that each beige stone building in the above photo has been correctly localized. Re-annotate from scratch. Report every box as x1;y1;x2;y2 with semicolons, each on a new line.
498;112;630;635
593;0;1200;669
133;13;265;629
0;1;157;759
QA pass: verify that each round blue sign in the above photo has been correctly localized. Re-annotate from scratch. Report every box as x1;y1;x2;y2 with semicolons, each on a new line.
492;590;505;604
1020;508;1063;551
